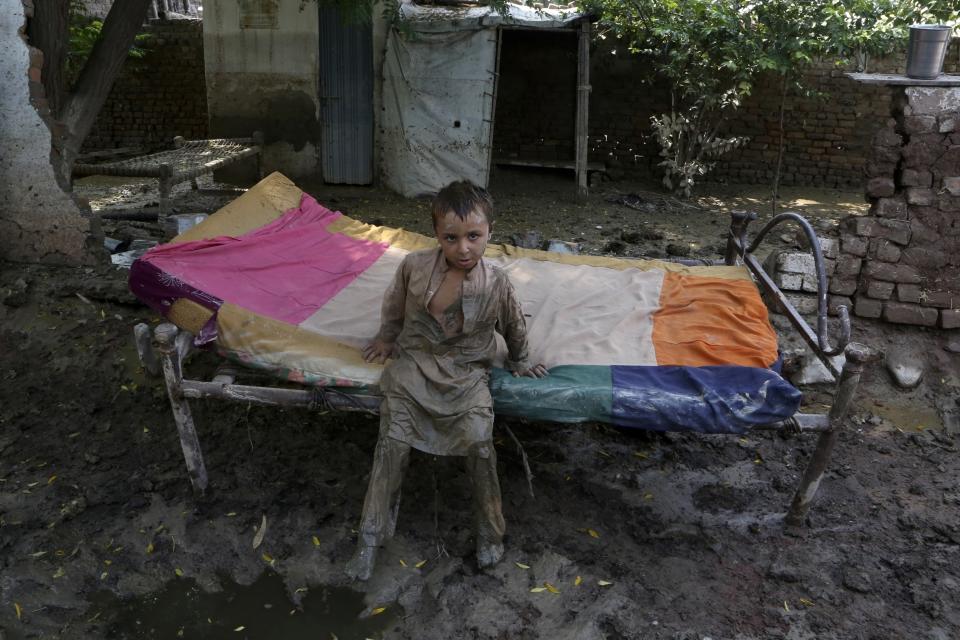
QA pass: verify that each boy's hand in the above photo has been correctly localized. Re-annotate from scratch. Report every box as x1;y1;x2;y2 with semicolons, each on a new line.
513;364;548;379
362;339;395;364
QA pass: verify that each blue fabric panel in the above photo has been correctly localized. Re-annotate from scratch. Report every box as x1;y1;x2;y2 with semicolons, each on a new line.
610;365;802;434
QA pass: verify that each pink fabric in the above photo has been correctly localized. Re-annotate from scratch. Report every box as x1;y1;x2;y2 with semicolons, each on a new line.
142;193;388;324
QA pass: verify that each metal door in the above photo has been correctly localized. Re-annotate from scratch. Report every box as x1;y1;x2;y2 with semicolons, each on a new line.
318;6;373;184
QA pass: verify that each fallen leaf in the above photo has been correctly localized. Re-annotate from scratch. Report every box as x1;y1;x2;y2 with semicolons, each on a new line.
100;571;108;580
103;559;112;566
784;601;790;612
799;597;814;607
574;576;582;586
261;552;274;563
234;626;245;632
515;562;531;569
597;580;613;586
399;559;407;567
544;582;560;594
30;551;47;558
415;560;427;568
633;451;648;459
371;607;387;615
14;602;22;621
643;493;654;501
47;475;57;485
226;512;237;517
312;536;320;547
175;568;184;577
52;567;65;579
529;587;547;593
253;515;267;549
146;542;154;554
295;587;308;594
587;529;600;539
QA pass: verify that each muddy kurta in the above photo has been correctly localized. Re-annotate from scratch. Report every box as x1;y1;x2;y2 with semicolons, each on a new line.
375;248;532;456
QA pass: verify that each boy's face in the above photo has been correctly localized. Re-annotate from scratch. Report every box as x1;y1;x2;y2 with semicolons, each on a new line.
434;209;491;272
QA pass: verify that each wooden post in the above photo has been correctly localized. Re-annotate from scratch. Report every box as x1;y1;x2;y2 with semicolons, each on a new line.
575;20;591;200
155;323;209;494
785;342;869;527
158;163;173;220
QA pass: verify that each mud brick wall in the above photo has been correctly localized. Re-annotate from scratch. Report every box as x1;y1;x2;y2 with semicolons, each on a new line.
832;86;960;329
492;37;959;187
81;20;207;152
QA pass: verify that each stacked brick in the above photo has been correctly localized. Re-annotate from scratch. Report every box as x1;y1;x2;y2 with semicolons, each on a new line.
834;87;960;329
81;20;208;153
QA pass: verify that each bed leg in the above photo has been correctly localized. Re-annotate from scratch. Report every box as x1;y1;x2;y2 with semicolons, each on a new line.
155;322;209;495
785;342;869;527
724;210;757;266
158;163;173;221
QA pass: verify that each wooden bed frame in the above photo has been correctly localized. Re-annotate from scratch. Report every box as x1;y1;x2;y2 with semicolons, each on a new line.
74;132;264;218
136;209;868;527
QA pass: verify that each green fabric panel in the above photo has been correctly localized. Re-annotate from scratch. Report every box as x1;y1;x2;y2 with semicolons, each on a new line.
489;365;612;423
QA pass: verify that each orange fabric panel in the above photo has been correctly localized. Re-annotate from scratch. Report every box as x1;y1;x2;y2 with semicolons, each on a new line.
653;272;779;368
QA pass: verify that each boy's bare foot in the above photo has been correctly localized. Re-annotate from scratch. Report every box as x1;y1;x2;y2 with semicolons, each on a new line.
476;542;504;569
345;545;377;581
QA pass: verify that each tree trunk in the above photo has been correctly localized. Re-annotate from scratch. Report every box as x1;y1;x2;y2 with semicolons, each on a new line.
54;0;153;183
26;0;70;117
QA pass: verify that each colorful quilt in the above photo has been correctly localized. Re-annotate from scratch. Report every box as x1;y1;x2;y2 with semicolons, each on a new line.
130;173;800;434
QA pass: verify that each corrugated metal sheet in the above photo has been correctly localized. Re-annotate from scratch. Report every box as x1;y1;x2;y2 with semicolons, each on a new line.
318;6;373;184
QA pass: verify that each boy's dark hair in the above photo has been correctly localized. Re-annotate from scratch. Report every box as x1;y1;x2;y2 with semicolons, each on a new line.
432;180;494;227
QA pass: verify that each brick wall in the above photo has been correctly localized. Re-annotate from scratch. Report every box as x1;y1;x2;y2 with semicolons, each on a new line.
82;19;208;152
493;33;960;188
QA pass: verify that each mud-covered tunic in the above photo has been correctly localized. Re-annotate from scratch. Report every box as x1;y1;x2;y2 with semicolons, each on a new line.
376;248;532;456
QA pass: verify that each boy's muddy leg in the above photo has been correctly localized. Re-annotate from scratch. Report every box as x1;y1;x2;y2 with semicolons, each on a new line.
468;443;505;569
346;436;411;581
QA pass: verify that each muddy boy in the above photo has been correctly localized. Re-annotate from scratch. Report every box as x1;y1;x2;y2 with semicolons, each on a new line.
346;180;547;581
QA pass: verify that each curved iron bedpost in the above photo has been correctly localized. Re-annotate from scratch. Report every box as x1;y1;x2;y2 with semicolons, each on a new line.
734;210;851;358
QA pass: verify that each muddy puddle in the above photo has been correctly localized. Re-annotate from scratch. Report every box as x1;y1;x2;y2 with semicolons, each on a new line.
88;572;397;639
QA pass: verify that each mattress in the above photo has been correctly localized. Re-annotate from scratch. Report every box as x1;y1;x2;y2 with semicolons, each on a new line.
130;172;800;434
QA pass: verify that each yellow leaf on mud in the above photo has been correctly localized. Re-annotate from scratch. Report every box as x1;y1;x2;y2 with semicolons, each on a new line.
574;576;582;586
515;562;530;569
100;571;108;580
234;626;245;632
415;560;427;568
253;515;267;549
633;451;648;459
784;601;790;611
226;512;237;517
175;568;184;577
52;567;65;579
643;493;654;501
104;559;112;566
371;607;387;615
529;587;547;593
597;580;613;586
262;552;274;563
799;598;814;607
587;529;600;538
30;551;47;558
312;536;320;547
146;543;154;554
14;603;22;620
399;559;407;567
295;587;308;594
47;475;57;485
544;582;560;594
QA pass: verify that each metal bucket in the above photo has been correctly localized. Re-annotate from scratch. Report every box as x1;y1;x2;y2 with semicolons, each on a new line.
905;25;953;80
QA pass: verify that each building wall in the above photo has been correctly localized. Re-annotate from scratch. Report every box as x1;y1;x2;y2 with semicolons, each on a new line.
202;0;321;178
83;19;208;152
0;0;96;265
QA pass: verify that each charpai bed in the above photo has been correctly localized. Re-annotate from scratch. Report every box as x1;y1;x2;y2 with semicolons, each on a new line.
131;172;867;526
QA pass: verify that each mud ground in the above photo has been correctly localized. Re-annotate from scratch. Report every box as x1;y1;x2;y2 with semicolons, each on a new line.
1;168;959;639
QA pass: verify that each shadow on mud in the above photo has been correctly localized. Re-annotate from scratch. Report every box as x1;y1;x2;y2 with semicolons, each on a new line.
89;572;397;639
